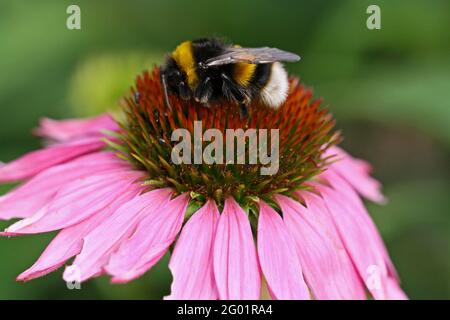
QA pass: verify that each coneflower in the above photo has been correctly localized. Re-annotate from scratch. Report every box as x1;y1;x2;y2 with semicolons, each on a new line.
0;67;406;300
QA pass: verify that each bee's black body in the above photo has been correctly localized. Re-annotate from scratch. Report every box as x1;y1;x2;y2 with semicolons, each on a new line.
160;38;300;117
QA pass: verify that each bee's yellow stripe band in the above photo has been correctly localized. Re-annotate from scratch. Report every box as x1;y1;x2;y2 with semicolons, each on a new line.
172;41;198;88
233;62;257;86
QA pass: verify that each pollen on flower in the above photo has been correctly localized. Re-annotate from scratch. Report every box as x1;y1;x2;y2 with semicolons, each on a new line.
111;67;340;207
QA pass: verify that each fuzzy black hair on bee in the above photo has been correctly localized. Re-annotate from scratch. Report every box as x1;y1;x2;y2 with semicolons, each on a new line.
160;38;300;118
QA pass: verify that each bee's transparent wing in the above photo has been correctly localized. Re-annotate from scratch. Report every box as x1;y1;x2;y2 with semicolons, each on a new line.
204;47;300;67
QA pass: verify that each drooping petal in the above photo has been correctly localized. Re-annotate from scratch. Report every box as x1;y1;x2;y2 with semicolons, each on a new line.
258;201;310;300
34;113;120;142
0;152;129;220
276;193;366;300
213;197;261;300
324;146;385;203
4;170;144;235
0;137;106;182
105;193;190;283
385;278;408;300
315;178;406;299
166;200;219;300
321;169;400;281
324;170;406;297
63;188;173;283
16;185;142;281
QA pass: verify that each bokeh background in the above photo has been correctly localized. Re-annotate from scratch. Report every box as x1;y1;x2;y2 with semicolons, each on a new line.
0;0;449;299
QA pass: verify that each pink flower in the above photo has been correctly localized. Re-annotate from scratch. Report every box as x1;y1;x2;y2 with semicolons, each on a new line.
0;69;407;300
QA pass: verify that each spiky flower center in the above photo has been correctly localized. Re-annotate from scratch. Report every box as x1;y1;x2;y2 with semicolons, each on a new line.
111;68;339;208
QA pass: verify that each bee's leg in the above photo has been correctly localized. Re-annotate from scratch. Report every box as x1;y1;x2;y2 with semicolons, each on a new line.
221;73;250;119
239;103;249;119
160;71;172;110
194;77;213;104
178;81;191;100
221;73;241;102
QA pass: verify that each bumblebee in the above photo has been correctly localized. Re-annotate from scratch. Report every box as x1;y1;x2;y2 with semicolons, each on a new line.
160;38;300;118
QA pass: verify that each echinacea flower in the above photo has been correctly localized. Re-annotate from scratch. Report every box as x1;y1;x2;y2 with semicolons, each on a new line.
0;68;407;300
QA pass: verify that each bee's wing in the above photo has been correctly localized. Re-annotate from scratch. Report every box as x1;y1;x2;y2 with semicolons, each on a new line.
204;47;300;67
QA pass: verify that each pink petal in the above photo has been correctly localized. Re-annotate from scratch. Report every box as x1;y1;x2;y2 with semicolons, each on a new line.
322;169;400;282
17;185;141;281
213;197;261;300
0;137;106;182
4;170;144;235
166;200;220;300
385;278;408;300
0;152;129;220
324;146;385;203
276;193;366;300
314;177;405;299
105;193;190;283
34;113;120;142
63;188;173;282
258;201;310;300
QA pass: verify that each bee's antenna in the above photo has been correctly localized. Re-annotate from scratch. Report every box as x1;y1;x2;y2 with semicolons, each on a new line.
161;71;172;110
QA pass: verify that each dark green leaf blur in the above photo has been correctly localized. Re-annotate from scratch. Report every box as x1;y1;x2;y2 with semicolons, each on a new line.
0;0;449;299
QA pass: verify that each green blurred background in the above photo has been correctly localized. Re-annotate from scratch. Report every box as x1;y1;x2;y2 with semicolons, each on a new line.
0;0;449;299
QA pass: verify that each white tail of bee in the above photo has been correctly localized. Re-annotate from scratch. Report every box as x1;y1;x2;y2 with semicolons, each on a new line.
260;62;289;109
